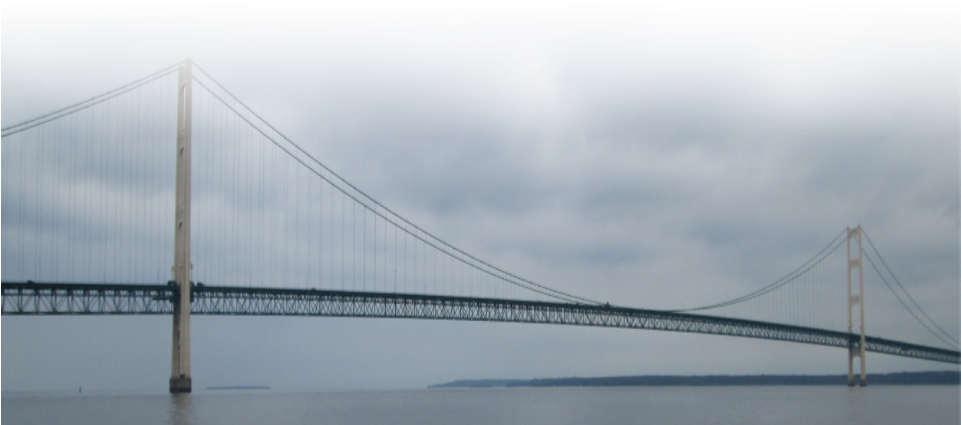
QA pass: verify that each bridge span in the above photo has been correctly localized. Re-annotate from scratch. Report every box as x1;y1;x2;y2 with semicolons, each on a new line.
4;60;959;392
4;281;957;365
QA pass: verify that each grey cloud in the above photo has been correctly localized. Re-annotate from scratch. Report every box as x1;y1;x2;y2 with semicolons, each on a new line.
2;3;958;392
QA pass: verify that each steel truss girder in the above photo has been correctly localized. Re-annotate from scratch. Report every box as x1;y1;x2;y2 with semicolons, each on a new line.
1;282;175;315
3;282;958;364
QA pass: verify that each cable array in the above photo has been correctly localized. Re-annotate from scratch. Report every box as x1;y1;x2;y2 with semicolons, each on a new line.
189;64;602;305
861;230;959;350
1;68;179;284
2;61;957;352
663;228;959;350
672;230;847;313
1;63;181;138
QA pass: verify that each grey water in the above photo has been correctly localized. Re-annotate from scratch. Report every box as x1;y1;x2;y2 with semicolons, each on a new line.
3;386;958;425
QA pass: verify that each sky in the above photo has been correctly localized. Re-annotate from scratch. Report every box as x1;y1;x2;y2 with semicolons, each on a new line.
2;0;959;392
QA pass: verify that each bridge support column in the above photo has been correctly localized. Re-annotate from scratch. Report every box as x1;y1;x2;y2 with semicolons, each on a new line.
170;59;193;394
847;226;866;387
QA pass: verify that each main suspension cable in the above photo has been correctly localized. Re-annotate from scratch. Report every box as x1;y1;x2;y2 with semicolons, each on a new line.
2;61;183;138
190;73;598;305
861;230;959;348
668;229;847;313
191;63;602;305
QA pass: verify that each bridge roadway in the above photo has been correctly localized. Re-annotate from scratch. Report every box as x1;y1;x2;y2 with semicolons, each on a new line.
2;281;958;364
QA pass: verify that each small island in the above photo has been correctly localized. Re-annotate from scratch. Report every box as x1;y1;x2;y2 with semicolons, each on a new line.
206;386;271;391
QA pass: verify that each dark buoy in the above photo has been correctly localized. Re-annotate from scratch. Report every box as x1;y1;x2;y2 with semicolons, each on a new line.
79;386;82;394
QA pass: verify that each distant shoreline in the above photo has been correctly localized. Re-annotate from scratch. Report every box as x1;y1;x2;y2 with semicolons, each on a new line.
430;371;960;388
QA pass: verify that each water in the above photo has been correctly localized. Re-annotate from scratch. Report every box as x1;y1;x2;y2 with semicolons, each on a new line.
3;386;958;425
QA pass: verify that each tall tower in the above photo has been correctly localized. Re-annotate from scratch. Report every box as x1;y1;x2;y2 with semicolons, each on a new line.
847;225;866;387
170;59;193;393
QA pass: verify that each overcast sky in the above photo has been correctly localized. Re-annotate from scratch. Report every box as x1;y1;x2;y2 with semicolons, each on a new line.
2;0;959;392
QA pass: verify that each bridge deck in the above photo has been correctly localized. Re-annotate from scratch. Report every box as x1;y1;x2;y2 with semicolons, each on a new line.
3;282;958;365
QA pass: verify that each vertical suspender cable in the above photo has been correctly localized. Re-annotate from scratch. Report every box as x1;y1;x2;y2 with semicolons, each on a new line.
353;200;357;291
37;121;46;280
363;206;367;291
52;118;62;281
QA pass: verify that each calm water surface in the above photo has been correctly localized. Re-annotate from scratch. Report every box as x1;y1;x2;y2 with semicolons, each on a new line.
3;386;958;425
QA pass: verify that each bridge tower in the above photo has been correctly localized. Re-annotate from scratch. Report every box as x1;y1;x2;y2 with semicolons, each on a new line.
847;225;866;386
170;59;194;393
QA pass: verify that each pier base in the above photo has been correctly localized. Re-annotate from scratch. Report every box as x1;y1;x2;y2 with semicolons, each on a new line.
169;376;192;393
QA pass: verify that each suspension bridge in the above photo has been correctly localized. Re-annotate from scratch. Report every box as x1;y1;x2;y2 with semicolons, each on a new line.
2;60;958;393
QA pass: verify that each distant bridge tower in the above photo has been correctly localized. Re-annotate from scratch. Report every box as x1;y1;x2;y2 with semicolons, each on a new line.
170;59;194;393
847;225;866;386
